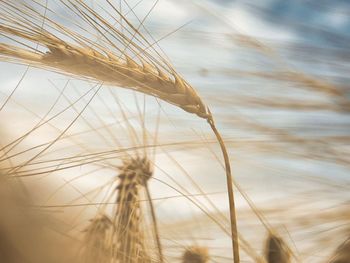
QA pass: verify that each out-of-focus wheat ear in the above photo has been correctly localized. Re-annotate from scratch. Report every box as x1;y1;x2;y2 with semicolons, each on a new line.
0;174;30;263
329;237;350;263
182;246;209;263
113;156;159;263
82;215;113;263
0;222;25;263
264;234;290;263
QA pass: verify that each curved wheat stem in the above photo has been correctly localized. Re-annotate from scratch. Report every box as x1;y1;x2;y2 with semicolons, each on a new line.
0;1;239;261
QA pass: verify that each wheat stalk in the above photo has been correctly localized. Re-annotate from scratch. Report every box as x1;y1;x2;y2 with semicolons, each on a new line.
0;1;240;261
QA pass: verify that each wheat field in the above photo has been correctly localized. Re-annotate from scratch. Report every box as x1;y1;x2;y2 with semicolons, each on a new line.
0;0;349;263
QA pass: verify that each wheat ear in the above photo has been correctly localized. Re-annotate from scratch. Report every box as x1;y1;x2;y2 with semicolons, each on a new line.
264;234;290;263
83;215;113;263
328;237;350;263
113;156;154;263
182;246;209;263
0;1;239;261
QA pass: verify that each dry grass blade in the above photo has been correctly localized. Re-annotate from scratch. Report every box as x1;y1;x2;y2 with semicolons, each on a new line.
0;1;240;261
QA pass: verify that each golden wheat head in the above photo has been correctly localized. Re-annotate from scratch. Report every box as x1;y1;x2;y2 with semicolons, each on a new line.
0;0;208;119
113;156;154;263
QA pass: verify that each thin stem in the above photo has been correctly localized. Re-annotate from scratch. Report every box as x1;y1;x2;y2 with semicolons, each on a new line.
145;183;164;263
207;113;240;263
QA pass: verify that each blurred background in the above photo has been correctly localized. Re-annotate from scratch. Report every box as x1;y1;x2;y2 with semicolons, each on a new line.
0;0;349;262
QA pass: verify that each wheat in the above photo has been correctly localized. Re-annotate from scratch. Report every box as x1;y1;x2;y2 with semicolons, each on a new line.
182;246;209;263
0;175;25;263
264;234;290;263
0;169;77;263
82;215;113;263
329;237;350;263
0;2;207;119
0;1;239;261
112;156;154;263
82;157;159;263
0;40;209;118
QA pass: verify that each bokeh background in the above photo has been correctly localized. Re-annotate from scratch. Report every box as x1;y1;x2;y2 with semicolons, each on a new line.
0;0;349;262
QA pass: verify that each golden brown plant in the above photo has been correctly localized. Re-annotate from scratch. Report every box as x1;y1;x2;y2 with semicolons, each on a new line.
0;1;207;119
329;237;350;263
182;246;209;263
0;0;239;263
0;1;239;261
0;171;77;263
112;156;154;263
0;175;27;263
82;215;113;263
264;234;290;263
81;156;159;263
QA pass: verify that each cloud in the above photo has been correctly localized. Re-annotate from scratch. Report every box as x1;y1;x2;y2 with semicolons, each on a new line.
151;0;193;23
226;5;296;41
